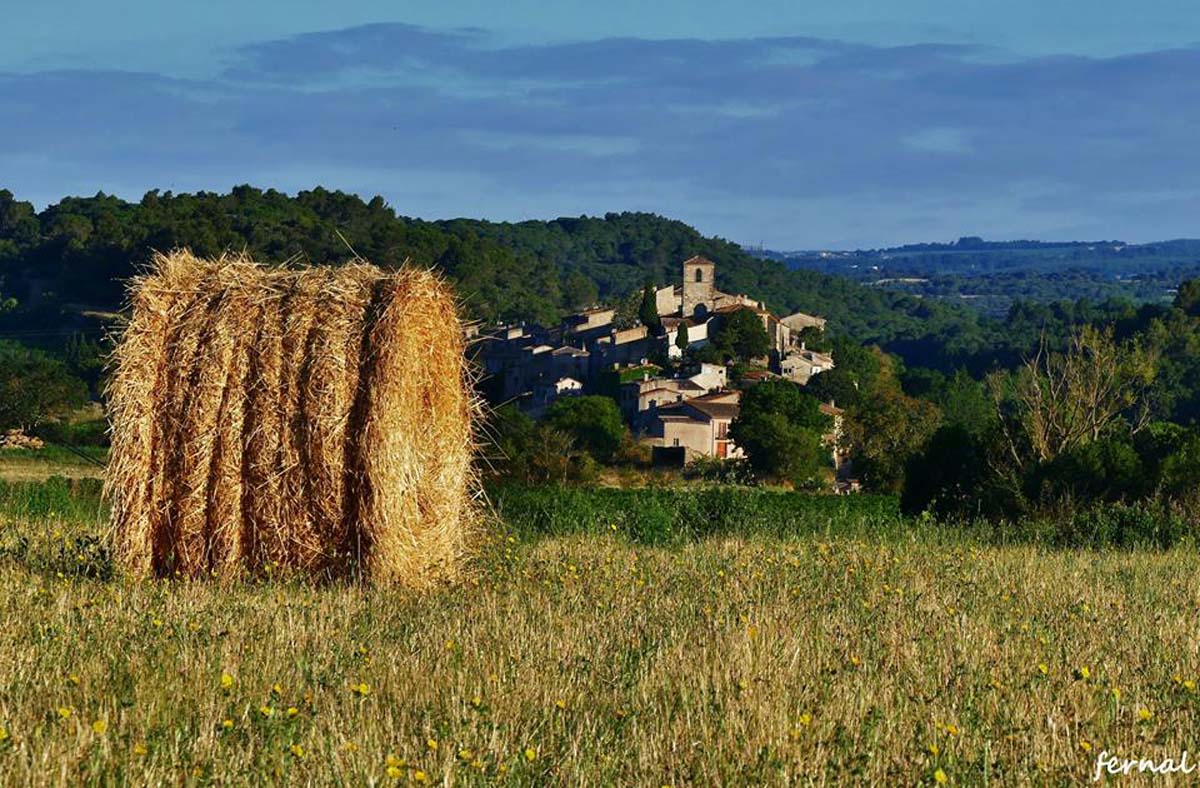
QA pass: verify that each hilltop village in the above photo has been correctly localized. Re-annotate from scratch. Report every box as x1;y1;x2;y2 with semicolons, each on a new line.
475;256;838;462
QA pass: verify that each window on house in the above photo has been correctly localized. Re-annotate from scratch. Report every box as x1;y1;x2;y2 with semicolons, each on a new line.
673;438;680;447
695;268;704;282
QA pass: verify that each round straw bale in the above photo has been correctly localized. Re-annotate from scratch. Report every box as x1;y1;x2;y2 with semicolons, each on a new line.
107;250;476;586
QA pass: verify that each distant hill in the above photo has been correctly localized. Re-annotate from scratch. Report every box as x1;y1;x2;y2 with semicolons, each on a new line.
756;237;1200;318
0;186;998;371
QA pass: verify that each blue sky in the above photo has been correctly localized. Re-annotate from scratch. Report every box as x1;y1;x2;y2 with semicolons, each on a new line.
2;1;1199;247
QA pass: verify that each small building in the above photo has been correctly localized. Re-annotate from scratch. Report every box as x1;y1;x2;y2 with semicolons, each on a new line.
591;325;654;373
655;284;682;317
529;376;584;416
781;311;828;332
780;344;835;385
564;306;615;334
660;316;710;358
687;362;727;392
645;391;743;460
619;362;729;424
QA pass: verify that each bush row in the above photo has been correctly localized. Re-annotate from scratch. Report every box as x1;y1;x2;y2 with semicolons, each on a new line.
487;484;903;545
0;478;1194;553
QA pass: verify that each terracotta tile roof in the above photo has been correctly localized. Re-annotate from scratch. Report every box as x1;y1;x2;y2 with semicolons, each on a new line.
687;400;740;420
713;303;769;316
658;396;740;422
819;402;844;417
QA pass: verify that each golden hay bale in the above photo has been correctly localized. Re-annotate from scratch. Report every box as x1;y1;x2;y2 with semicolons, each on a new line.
106;250;476;586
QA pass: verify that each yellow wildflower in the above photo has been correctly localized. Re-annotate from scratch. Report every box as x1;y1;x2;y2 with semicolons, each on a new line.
287;707;299;718
290;744;305;758
413;771;429;784
386;755;405;768
1037;663;1049;676
386;765;403;779
259;706;274;718
221;673;234;690
798;713;812;727
1138;707;1154;721
427;738;439;752
222;718;234;729
934;768;948;784
1080;740;1093;753
91;719;107;735
524;747;537;762
132;742;147;757
351;682;370;697
57;707;72;720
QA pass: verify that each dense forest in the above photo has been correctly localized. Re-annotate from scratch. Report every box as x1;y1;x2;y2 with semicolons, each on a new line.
0;185;1005;371
2;185;1187;379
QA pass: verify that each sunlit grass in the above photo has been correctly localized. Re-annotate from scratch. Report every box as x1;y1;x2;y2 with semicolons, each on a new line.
0;485;1197;784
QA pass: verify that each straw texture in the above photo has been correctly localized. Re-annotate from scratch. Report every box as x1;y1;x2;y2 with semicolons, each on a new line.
106;251;475;586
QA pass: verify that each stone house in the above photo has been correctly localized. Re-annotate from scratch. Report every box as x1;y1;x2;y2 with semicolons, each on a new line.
781;345;836;385
645;391;743;460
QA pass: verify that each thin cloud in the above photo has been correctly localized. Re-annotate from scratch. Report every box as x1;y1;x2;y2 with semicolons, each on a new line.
1;25;1199;246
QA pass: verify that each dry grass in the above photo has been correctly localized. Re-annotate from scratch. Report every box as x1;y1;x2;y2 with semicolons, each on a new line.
105;251;476;586
0;462;105;483
2;507;1200;785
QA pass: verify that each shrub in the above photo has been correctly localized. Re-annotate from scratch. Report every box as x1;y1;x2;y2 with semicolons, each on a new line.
544;396;627;463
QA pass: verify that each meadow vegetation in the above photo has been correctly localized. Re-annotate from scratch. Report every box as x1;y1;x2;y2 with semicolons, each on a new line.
2;478;1199;785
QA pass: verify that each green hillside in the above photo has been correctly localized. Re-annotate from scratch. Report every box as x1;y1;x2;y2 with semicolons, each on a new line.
0;186;994;369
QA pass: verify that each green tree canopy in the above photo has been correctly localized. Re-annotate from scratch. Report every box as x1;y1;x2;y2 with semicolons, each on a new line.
729;380;831;488
675;323;689;351
0;340;88;431
482;404;581;484
845;355;942;493
706;308;770;363
1174;279;1200;317
638;282;663;334
544;395;627;463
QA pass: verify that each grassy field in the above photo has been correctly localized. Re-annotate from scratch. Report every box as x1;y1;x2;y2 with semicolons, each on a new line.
0;446;108;483
1;479;1198;785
